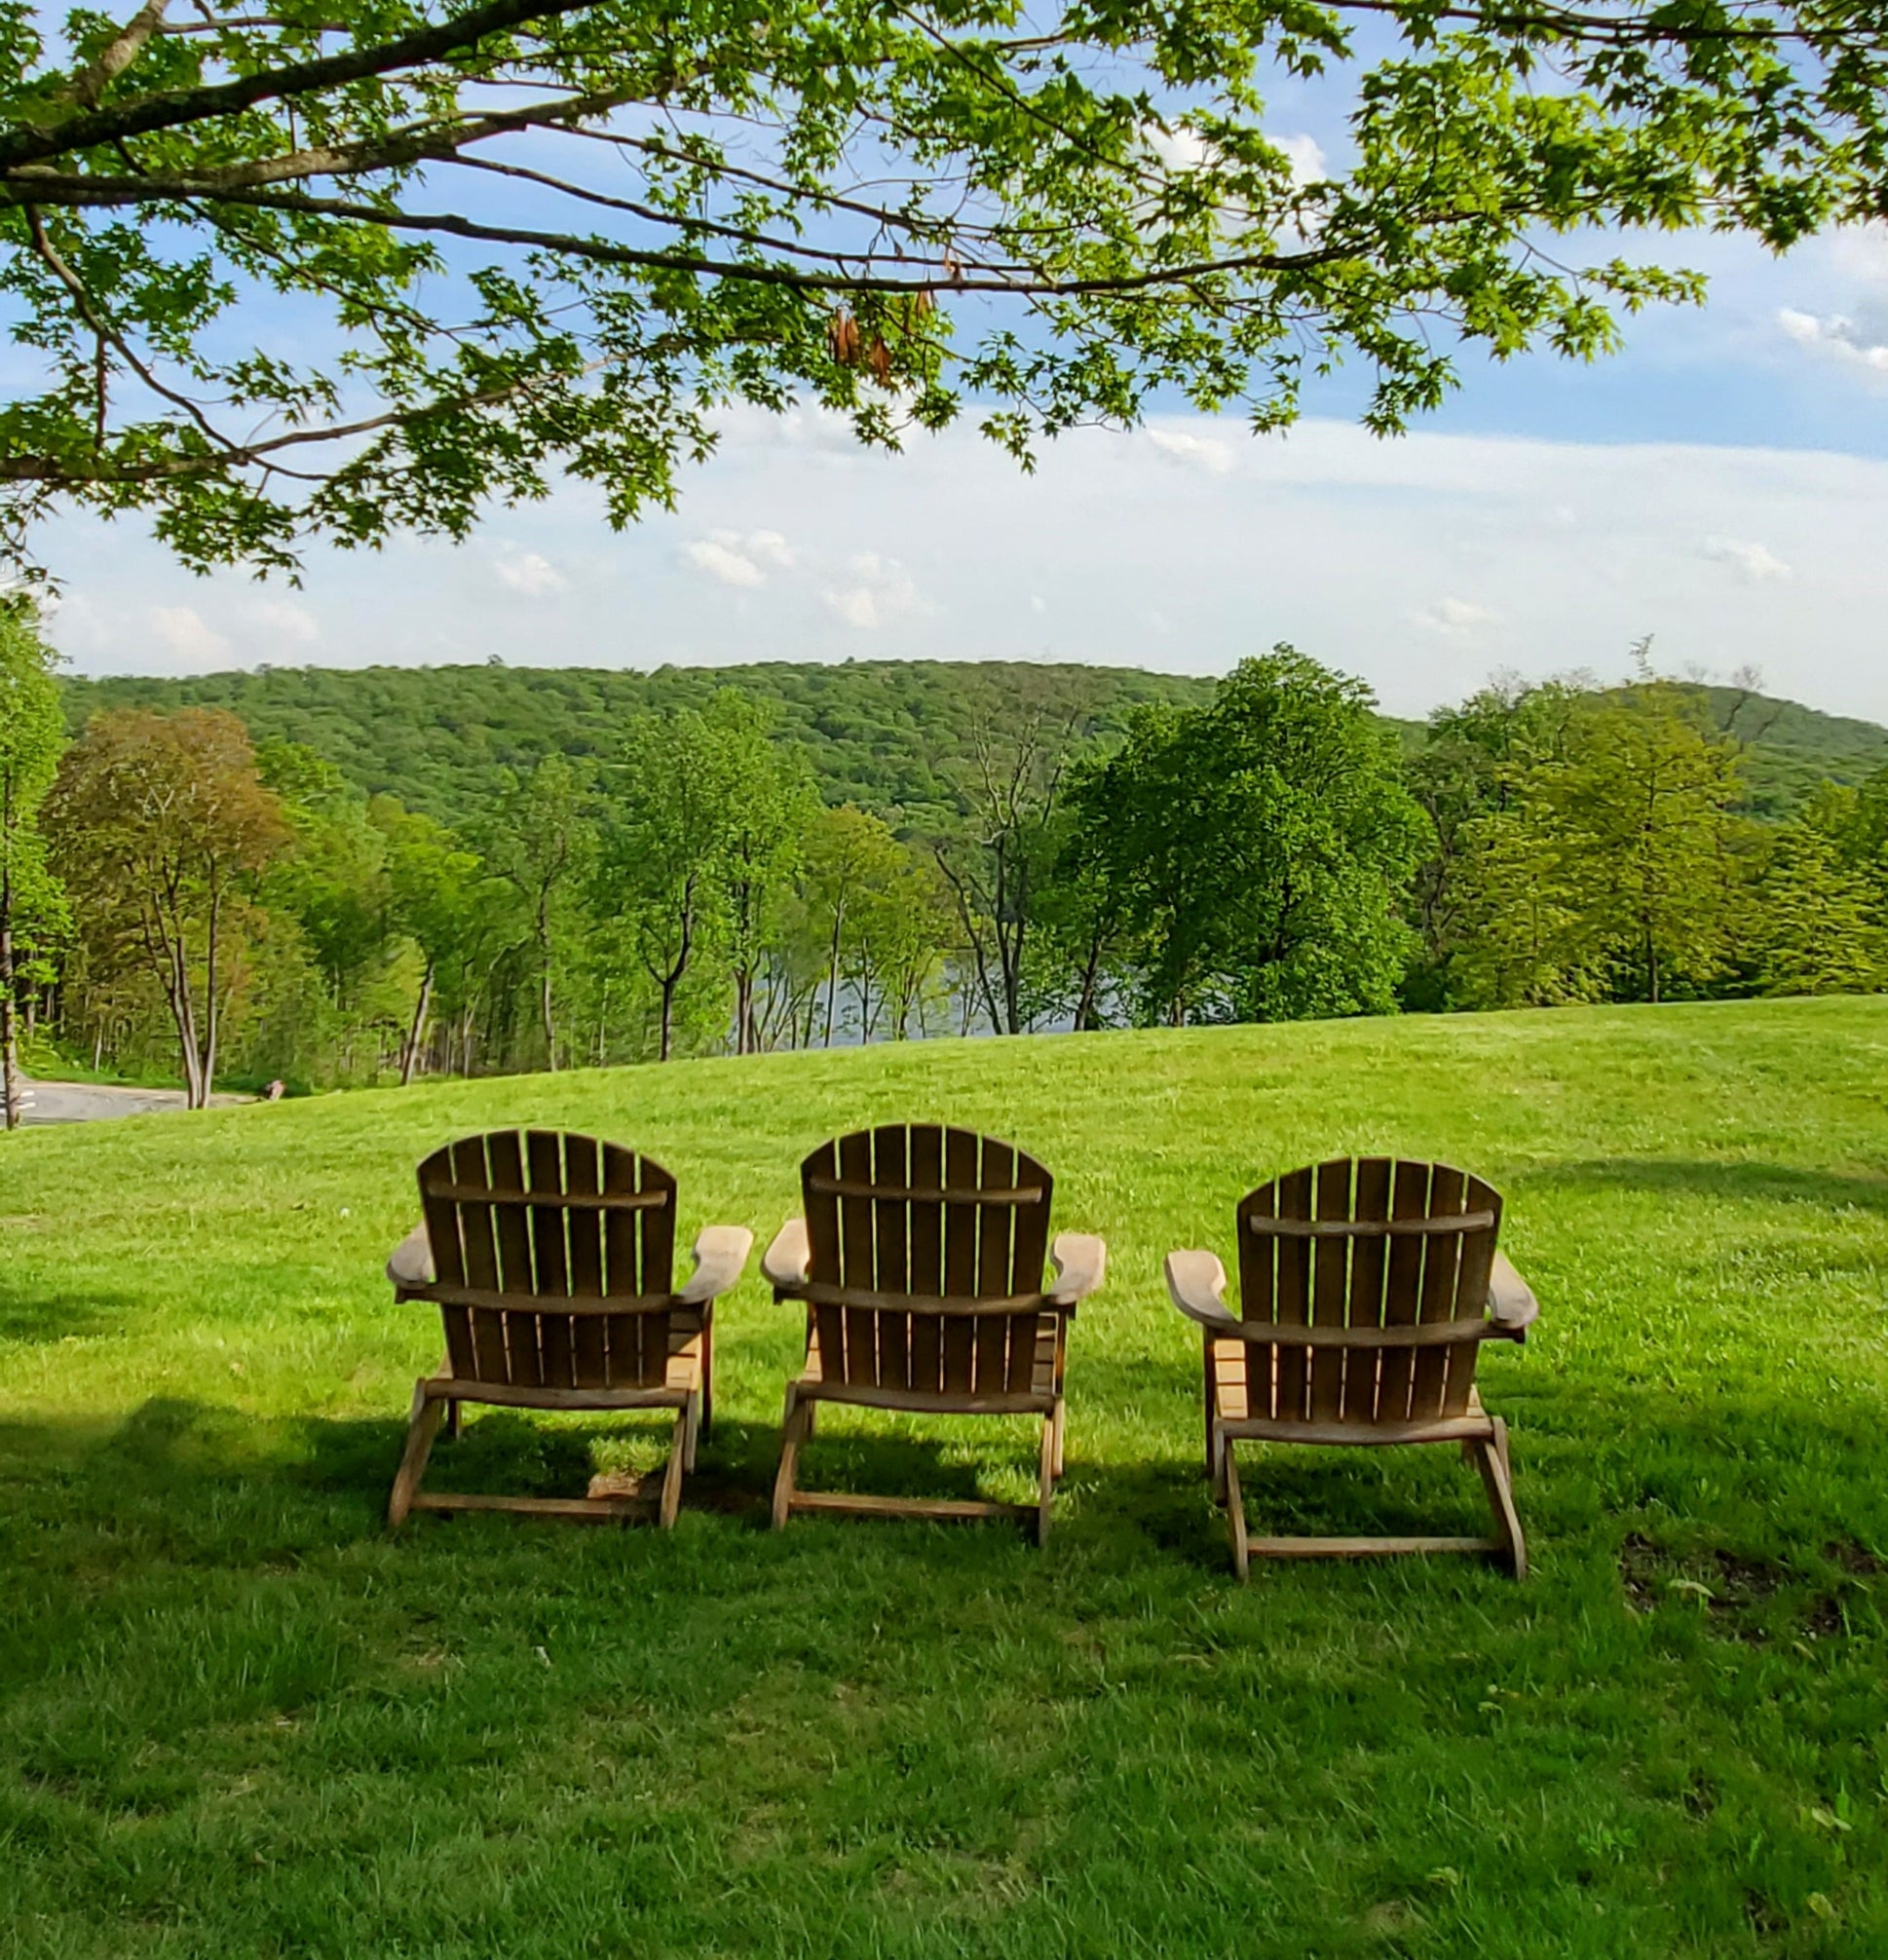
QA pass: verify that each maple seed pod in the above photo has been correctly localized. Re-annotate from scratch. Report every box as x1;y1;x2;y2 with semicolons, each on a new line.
868;335;892;384
914;290;936;319
828;309;860;365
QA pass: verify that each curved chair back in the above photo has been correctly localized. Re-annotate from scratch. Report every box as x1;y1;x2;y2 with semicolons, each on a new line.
1233;1157;1503;1429
799;1124;1054;1398
416;1129;677;1391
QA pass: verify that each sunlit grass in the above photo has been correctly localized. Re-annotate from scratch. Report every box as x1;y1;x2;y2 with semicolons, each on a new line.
4;997;1887;1955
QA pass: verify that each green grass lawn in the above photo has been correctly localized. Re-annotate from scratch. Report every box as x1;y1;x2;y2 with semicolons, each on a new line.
4;999;1888;1957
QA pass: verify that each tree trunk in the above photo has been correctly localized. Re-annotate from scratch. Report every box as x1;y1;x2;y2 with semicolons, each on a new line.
823;906;844;1047
199;886;222;1110
540;915;556;1071
735;966;754;1055
400;962;434;1086
660;976;676;1062
0;917;19;1132
1074;929;1104;1032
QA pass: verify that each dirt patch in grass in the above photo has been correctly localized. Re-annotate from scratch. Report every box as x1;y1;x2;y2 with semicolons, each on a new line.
1622;1535;1883;1643
1620;1534;1784;1613
1825;1540;1886;1577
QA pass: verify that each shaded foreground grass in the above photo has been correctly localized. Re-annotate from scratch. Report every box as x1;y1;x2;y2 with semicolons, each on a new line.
4;998;1888;1957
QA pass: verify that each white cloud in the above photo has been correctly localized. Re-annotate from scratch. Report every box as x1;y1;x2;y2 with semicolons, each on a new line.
150;605;229;665
494;549;567;595
681;527;796;588
1777;306;1888;376
1030;594;1047;615
745;529;795;570
1144;119;1213;173
36;413;1888;727
1147;427;1235;476
1421;597;1502;641
822;552;916;630
682;536;766;587
1273;132;1327;186
248;598;320;644
1703;536;1793;582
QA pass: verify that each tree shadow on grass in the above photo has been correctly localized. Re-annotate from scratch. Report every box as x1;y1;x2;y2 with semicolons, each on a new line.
1519;1157;1888;1214
0;1270;135;1344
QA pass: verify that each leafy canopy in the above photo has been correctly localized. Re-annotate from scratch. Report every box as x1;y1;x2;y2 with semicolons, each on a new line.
7;0;1887;575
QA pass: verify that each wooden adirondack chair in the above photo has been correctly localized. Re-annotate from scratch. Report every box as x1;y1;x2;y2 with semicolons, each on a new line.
763;1125;1106;1543
1164;1156;1538;1578
384;1129;751;1529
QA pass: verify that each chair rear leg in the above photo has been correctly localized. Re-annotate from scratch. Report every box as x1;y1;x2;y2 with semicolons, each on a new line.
772;1385;811;1530
445;1399;463;1441
1223;1442;1250;1581
388;1384;447;1530
1473;1417;1528;1580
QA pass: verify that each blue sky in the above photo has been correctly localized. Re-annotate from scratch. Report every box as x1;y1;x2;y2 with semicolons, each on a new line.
35;116;1888;723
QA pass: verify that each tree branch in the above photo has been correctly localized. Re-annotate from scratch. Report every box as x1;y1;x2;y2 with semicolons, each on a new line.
0;0;602;170
1;173;1357;291
66;0;171;109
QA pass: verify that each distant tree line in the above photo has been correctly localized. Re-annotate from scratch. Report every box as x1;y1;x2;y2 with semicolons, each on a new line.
4;619;1885;1112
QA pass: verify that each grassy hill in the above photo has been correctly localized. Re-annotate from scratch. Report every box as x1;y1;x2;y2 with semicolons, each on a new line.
4;999;1887;1953
58;659;1886;827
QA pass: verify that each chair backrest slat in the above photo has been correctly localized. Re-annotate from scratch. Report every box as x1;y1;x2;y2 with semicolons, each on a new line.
1307;1159;1352;1424
798;1125;1054;1395
416;1132;677;1394
908;1124;945;1394
1233;1157;1504;1430
1345;1156;1393;1421
872;1125;913;1390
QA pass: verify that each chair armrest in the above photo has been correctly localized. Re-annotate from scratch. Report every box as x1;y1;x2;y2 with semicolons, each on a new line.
386;1221;434;1290
763;1217;812;1291
1165;1249;1238;1330
1046;1231;1107;1307
1487;1251;1539;1339
674;1225;754;1305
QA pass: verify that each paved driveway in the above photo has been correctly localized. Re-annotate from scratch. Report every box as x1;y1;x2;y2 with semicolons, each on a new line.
13;1077;246;1124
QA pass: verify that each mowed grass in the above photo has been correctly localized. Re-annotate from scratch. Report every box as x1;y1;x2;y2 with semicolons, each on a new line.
4;999;1888;1958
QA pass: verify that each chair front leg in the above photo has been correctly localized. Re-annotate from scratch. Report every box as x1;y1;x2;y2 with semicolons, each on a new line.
388;1381;447;1530
1222;1442;1249;1581
772;1383;812;1530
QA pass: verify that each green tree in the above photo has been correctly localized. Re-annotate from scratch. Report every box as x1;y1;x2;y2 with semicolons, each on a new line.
1404;678;1581;1008
257;739;400;1079
482;755;594;1071
796;805;904;1048
1556;685;1746;1003
0;601;64;1127
377;800;515;1083
595;708;732;1063
44;707;289;1106
933;706;1076;1037
1067;651;1430;1025
1748;817;1888;998
9;0;1864;580
709;697;815;1056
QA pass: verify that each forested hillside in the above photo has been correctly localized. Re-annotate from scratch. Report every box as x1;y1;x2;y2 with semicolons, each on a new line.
60;660;1885;827
59;661;1220;831
11;637;1886;1111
